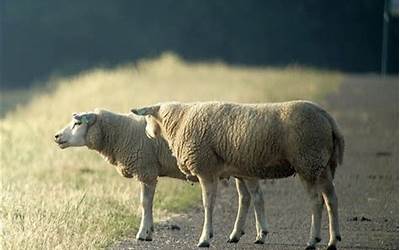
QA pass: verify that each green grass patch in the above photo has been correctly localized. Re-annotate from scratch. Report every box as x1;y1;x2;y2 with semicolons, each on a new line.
0;53;342;249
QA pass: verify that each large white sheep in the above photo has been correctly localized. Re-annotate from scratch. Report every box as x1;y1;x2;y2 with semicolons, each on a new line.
54;109;267;243
131;100;345;249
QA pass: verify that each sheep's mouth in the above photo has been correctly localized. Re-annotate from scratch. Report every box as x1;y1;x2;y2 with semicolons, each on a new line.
55;140;68;148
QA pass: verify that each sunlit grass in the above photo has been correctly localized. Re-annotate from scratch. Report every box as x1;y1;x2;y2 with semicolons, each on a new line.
0;52;342;249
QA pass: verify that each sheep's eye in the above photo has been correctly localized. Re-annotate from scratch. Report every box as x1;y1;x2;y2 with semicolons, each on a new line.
72;121;82;129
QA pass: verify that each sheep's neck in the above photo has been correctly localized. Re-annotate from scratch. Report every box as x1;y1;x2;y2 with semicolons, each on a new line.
96;117;136;165
99;130;119;165
161;109;185;142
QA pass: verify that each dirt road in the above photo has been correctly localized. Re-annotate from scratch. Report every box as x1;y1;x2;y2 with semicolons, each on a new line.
112;75;399;250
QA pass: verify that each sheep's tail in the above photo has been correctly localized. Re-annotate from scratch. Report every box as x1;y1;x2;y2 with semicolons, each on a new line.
321;110;345;177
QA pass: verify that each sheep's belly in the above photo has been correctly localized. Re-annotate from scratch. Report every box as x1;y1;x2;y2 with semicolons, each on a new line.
257;160;295;179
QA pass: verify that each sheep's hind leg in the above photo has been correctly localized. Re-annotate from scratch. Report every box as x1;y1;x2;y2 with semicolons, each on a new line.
197;175;218;247
136;180;156;241
244;179;269;244
320;172;341;250
228;178;250;243
300;177;323;250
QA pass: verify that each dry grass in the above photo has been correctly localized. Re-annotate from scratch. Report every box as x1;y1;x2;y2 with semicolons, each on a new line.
0;53;342;249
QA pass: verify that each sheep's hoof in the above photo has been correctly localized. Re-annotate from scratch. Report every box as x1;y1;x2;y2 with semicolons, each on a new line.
336;236;342;241
197;241;210;248
137;237;152;241
254;239;264;244
327;245;337;250
227;237;239;243
315;237;322;243
209;232;213;239
305;246;316;250
227;230;244;243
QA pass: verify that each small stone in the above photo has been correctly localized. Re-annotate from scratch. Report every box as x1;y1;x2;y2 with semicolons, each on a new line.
361;216;371;221
348;216;358;221
376;151;392;157
169;224;181;230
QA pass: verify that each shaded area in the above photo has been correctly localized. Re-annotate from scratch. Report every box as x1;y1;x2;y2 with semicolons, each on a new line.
0;88;36;118
1;0;399;88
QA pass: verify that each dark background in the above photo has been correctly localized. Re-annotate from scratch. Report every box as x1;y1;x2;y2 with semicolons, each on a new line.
1;0;398;89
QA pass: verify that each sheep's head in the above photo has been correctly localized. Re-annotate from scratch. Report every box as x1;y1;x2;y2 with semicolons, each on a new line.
54;112;97;149
131;105;161;139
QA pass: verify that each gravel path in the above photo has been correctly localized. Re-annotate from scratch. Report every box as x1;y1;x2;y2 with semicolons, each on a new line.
111;75;399;250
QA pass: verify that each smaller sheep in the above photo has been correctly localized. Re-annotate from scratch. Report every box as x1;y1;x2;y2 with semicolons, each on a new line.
54;109;267;243
132;100;344;249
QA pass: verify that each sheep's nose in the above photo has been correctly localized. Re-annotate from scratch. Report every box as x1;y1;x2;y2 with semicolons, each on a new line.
54;134;60;140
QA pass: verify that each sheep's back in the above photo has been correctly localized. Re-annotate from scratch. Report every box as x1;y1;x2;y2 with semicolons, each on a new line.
179;103;286;172
171;101;334;179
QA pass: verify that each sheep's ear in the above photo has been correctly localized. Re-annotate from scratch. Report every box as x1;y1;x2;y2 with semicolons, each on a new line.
131;105;160;116
81;113;97;125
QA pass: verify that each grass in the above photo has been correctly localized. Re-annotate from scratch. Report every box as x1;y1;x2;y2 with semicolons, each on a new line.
0;52;342;249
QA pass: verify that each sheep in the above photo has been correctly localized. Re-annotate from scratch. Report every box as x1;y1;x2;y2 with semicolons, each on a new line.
131;100;345;249
53;109;267;244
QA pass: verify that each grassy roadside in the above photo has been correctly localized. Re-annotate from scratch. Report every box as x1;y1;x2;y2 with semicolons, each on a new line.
0;53;342;249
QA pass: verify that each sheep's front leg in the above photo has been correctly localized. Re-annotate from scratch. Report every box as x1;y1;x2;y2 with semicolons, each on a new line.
228;178;250;243
136;180;156;241
197;176;218;247
244;179;269;244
